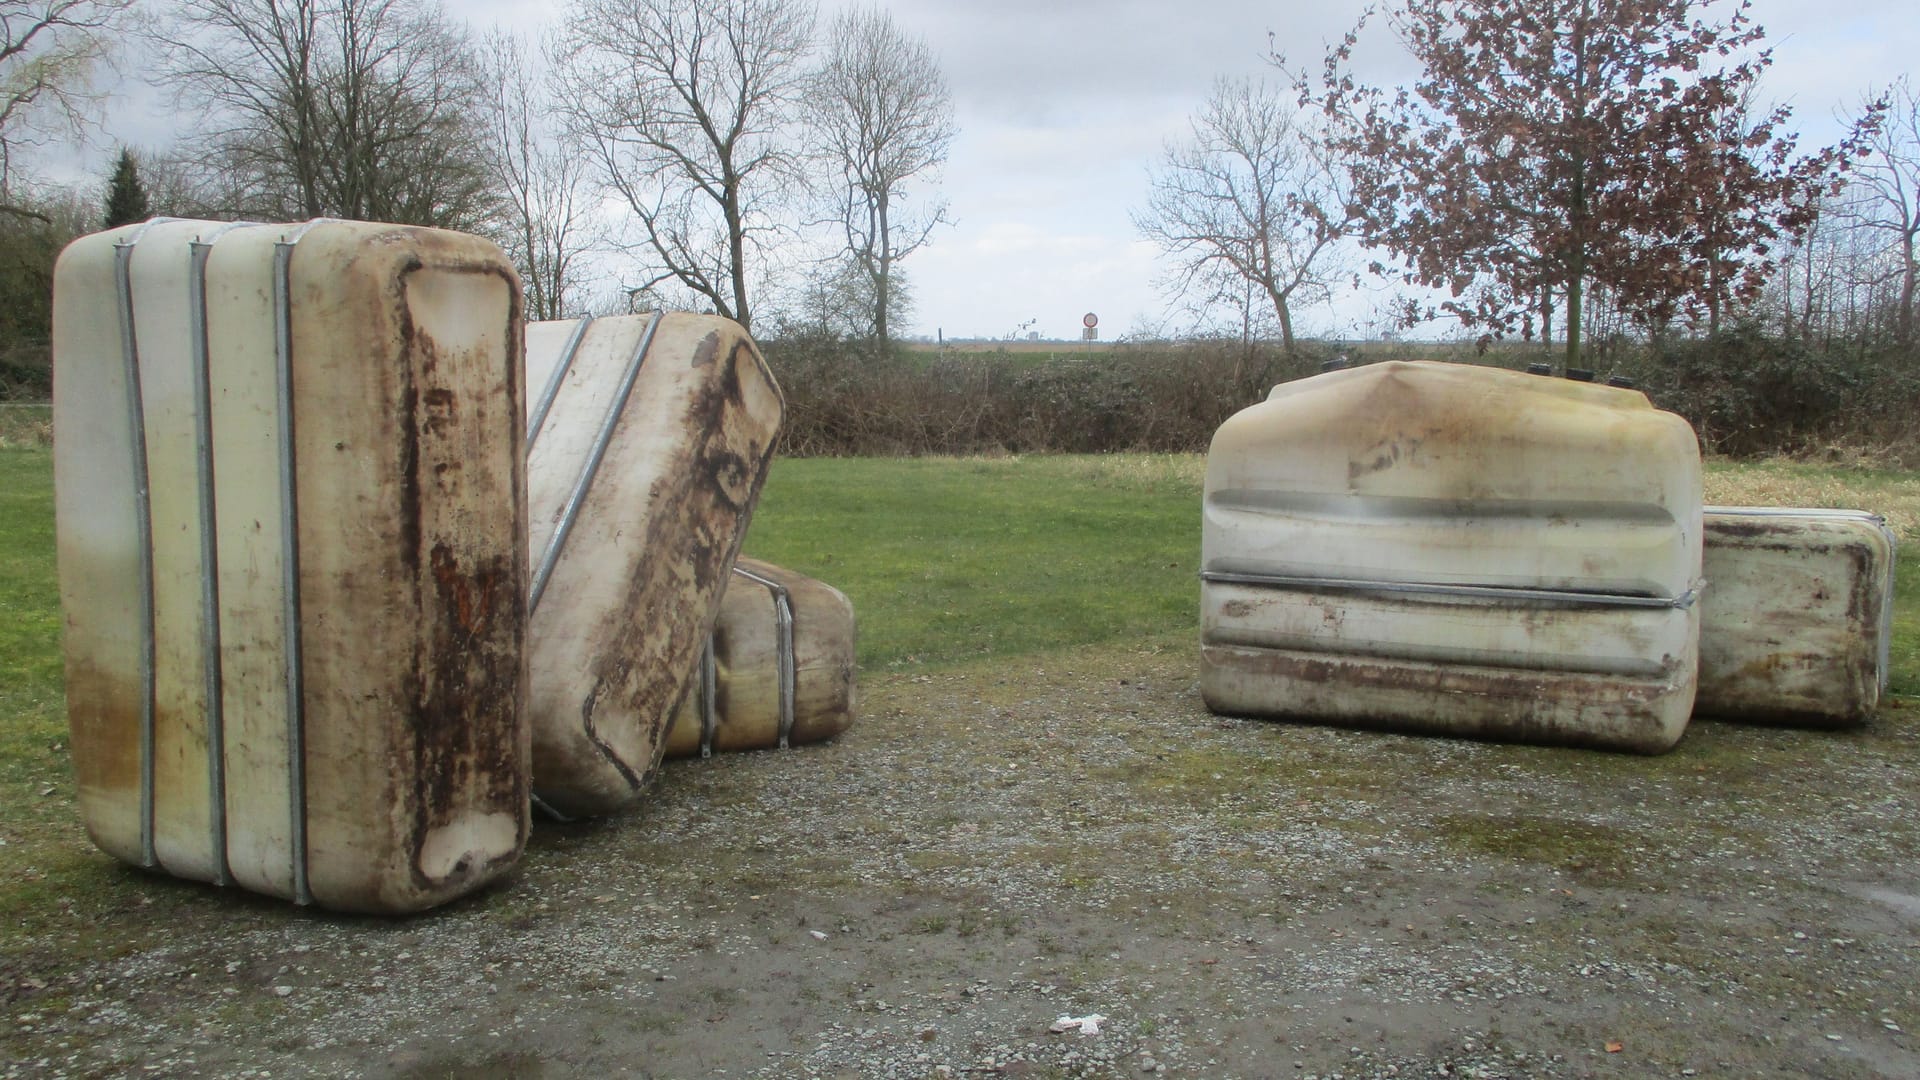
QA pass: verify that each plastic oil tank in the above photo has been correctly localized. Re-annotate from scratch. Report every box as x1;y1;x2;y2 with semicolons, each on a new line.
53;219;529;913
662;557;858;759
522;313;783;817
1200;360;1704;752
1696;507;1897;725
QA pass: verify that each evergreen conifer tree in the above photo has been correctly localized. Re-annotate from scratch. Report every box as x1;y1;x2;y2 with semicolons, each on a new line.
103;148;150;228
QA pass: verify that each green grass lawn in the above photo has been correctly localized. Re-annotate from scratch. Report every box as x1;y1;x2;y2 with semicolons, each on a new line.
0;448;62;784
739;454;1203;671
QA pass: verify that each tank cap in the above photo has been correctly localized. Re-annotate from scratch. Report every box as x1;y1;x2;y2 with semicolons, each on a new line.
1606;374;1636;389
1526;363;1553;376
1320;357;1348;372
1564;368;1595;382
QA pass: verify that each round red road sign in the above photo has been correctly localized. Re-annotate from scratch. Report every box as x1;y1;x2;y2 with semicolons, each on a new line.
1082;312;1098;329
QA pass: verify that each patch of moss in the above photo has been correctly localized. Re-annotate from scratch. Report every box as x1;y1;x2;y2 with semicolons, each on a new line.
1428;813;1661;885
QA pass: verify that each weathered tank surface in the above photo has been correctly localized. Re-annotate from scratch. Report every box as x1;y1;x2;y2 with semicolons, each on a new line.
53;219;529;913
1696;507;1897;725
662;557;858;759
1201;360;1704;753
521;313;784;817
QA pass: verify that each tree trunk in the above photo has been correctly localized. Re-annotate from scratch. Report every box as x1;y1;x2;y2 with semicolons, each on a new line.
1565;270;1583;367
1899;229;1917;349
874;189;892;349
1565;8;1589;369
723;172;749;330
1268;284;1295;355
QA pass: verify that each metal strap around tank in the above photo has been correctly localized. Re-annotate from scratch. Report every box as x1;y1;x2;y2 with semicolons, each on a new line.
730;566;796;749
524;315;593;449
697;637;718;758
1199;570;1699;610
527;311;663;613
273;220;332;907
111;219;178;872
186;222;257;888
1706;506;1888;524
1880;529;1898;695
528;792;575;823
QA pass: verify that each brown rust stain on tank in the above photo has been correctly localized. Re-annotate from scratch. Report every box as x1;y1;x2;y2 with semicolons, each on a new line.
420;388;458;436
1207;647;1676;753
1842;541;1884;626
1347;436;1423;486
429;542;497;639
578;328;783;793
62;656;143;807
409;546;526;890
690;329;721;367
394;256;528;892
1220;599;1255;619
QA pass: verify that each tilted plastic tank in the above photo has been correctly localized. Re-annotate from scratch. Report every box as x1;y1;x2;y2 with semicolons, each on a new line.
521;313;784;817
1201;360;1704;752
662;557;858;759
54;219;529;912
1696;507;1897;725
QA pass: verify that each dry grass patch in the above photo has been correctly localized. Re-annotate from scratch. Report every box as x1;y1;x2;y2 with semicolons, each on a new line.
1705;456;1920;537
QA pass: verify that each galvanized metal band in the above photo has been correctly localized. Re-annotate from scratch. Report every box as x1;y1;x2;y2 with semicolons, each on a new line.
112;232;160;871
187;237;231;887
528;312;663;613
525;315;593;450
528;792;575;823
1881;527;1898;694
273;225;322;907
1706;505;1889;525
698;637;717;759
732;566;796;748
1199;570;1700;611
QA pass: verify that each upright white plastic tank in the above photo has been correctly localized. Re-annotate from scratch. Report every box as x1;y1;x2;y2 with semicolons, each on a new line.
1200;361;1704;752
1696;507;1897;725
53;219;529;913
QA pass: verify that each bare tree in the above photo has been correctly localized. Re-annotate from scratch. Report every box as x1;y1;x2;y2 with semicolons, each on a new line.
1843;77;1920;349
807;5;952;348
151;0;496;229
478;30;590;321
0;0;133;208
553;0;813;333
1135;76;1349;355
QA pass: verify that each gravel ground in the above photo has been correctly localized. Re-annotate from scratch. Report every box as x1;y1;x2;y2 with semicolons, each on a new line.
4;632;1919;1079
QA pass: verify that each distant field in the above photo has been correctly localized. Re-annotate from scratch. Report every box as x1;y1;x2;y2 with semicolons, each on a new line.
903;338;1112;355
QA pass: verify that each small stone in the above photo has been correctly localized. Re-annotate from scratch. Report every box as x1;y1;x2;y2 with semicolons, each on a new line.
272;986;292;997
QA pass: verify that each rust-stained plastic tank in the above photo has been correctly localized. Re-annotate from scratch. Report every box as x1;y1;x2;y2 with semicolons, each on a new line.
53;219;528;913
662;557;858;759
522;313;783;817
1696;507;1897;725
1201;361;1704;752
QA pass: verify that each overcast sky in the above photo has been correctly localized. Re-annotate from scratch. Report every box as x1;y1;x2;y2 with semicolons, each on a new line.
92;0;1919;342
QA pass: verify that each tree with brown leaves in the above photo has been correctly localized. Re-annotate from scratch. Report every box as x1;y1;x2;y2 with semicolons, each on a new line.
1293;0;1867;363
